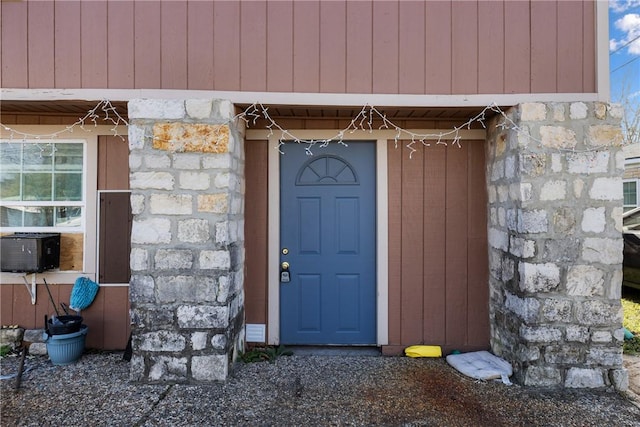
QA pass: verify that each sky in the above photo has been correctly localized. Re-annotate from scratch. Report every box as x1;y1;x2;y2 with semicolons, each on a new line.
609;0;640;103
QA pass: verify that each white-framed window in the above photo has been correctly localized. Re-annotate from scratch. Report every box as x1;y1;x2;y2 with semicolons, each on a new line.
0;140;86;232
624;178;639;212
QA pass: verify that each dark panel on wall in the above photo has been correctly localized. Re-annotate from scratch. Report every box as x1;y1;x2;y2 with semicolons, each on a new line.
97;136;131;284
99;192;132;284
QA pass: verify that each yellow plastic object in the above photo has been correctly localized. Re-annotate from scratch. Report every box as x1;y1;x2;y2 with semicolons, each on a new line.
404;345;442;358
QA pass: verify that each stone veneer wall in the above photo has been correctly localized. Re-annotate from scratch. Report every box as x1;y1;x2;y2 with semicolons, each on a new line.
127;99;245;383
487;102;628;389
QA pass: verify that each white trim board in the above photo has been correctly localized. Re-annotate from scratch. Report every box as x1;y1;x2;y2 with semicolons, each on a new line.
1;88;607;107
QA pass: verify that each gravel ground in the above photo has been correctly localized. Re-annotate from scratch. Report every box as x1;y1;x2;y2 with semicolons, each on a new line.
2;351;640;427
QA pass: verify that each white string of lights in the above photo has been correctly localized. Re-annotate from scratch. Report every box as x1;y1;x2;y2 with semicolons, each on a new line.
1;99;128;141
0;100;625;158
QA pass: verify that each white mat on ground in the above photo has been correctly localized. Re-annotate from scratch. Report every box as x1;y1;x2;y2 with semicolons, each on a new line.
446;350;513;385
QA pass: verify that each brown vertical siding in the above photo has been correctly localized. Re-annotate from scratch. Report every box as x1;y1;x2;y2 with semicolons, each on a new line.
98;136;130;191
372;1;398;94
107;1;134;88
346;1;373;93
557;1;586;93
214;1;241;91
386;140;489;354
531;1;558;93
134;2;161;89
504;1;531;93
320;1;347;93
451;1;478;94
0;284;129;350
28;2;55;88
187;1;214;90
466;142;490;344
54;1;81;88
387;142;403;348
293;1;320;92
399;142;425;345
1;1;599;95
244;141;269;327
399;1;425;94
81;1;108;88
423;147;447;345
100;286;130;350
266;2;293;92
241;2;268;92
1;1;27;88
583;1;597;92
161;2;188;89
444;143;469;346
478;1;505;94
425;1;452;94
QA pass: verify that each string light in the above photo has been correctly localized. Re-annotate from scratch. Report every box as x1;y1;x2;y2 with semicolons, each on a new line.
1;100;127;141
0;100;625;157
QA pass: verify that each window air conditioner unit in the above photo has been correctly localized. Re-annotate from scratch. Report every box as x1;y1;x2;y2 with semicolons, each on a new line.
1;233;61;273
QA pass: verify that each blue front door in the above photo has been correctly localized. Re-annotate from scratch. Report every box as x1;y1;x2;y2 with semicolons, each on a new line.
280;141;376;344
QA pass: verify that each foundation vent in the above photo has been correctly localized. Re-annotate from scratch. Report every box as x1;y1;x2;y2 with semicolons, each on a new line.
245;324;266;343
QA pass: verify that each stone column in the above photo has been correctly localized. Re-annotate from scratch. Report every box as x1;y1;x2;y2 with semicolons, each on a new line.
127;99;245;383
487;102;628;389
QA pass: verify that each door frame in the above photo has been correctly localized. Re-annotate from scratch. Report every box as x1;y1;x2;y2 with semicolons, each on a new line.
266;134;389;346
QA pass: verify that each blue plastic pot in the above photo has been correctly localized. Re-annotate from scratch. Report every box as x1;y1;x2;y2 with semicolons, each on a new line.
44;325;88;365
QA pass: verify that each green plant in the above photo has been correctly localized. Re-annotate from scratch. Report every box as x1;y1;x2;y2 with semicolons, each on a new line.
0;345;11;357
240;345;293;363
622;288;640;355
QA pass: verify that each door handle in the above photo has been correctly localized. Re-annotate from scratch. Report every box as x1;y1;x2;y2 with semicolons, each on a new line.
280;262;291;283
